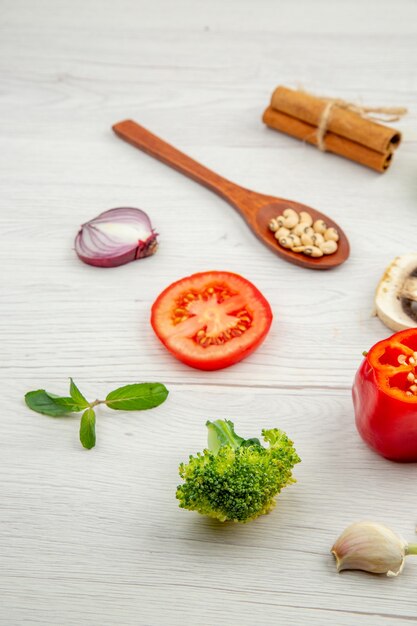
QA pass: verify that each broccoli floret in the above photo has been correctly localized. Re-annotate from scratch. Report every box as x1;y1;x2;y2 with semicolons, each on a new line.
176;419;300;523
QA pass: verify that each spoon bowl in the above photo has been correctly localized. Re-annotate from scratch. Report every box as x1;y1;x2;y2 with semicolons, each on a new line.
113;120;349;270
253;199;349;269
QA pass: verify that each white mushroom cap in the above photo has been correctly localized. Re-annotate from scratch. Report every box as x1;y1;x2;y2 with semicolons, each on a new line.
375;254;417;331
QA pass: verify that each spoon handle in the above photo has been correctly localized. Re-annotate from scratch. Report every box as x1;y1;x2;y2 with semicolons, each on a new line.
112;120;244;205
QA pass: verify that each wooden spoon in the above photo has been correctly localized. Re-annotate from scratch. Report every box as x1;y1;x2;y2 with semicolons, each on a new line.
112;120;349;270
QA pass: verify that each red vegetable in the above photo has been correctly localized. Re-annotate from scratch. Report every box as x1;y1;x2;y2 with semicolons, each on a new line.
353;329;417;462
75;207;157;268
151;271;273;370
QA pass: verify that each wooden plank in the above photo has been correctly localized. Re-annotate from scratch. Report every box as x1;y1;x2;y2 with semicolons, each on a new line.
1;0;417;624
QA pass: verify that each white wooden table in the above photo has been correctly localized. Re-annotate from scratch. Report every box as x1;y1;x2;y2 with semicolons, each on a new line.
1;1;417;624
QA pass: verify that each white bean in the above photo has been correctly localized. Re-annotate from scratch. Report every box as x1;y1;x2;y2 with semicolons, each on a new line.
291;223;306;237
283;208;299;221
281;211;299;229
303;246;323;258
320;240;338;255
278;236;293;249
311;233;324;246
288;234;301;246
313;219;327;234
274;227;290;239
268;218;279;232
324;227;339;242
299;211;313;226
301;233;314;246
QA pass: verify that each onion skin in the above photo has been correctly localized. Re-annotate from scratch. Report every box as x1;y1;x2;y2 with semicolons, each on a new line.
74;207;158;268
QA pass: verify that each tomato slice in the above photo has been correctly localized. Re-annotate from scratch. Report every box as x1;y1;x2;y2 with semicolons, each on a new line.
150;271;273;370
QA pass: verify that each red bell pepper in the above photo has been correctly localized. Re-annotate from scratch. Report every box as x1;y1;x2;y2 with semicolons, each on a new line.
353;328;417;462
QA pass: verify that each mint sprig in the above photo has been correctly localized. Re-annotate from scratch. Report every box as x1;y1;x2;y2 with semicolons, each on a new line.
24;380;169;449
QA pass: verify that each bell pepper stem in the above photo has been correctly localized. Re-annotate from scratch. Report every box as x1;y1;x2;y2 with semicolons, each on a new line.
405;544;417;556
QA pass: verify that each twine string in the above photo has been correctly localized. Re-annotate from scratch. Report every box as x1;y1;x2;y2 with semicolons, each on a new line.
315;98;408;151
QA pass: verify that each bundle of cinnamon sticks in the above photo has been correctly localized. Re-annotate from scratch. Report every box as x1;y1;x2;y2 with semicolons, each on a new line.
263;86;404;172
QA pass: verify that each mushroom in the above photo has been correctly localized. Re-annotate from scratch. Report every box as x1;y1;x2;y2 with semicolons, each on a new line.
375;254;417;331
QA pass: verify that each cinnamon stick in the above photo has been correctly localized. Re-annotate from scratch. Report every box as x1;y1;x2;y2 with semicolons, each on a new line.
263;107;393;173
271;87;401;153
263;86;403;172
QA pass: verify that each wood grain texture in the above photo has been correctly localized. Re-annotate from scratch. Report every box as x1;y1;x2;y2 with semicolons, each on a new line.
1;0;417;624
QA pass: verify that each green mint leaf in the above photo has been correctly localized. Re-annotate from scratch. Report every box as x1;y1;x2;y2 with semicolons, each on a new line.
48;394;84;412
69;378;89;409
25;390;73;417
79;408;96;449
105;383;169;411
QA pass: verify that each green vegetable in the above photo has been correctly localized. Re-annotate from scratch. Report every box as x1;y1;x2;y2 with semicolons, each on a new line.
106;383;168;410
25;380;169;450
79;408;96;450
25;390;76;417
69;378;89;409
176;419;300;523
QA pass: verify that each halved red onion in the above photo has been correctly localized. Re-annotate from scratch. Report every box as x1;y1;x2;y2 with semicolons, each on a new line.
75;207;158;268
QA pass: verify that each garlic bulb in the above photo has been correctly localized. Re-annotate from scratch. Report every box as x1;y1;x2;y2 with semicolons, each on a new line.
331;521;417;577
